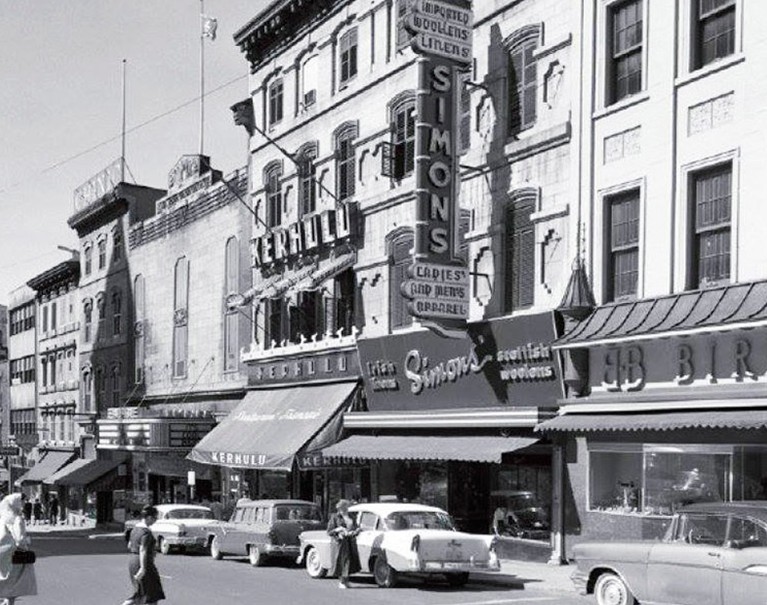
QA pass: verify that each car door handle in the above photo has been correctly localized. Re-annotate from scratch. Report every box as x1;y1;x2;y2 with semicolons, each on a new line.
707;552;721;557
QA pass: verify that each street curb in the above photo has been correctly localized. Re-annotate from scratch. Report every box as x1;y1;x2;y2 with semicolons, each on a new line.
88;532;125;540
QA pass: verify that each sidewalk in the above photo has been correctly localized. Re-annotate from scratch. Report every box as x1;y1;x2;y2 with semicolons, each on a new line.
474;559;575;594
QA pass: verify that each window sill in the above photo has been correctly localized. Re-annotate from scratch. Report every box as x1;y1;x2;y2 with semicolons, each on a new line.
675;53;745;88
593;92;650;121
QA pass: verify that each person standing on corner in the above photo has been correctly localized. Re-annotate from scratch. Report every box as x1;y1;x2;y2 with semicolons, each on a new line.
0;493;37;605
47;496;58;527
121;505;165;605
327;499;360;589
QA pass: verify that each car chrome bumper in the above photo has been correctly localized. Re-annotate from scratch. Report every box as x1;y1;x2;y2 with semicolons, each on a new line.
264;544;300;556
165;536;208;548
571;570;588;595
420;560;501;572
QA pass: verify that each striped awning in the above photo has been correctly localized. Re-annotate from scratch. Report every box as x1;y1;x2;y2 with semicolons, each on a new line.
44;456;127;487
322;435;539;464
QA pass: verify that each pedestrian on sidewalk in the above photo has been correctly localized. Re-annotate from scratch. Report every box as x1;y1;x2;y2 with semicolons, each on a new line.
30;501;42;527
327;499;360;589
0;493;38;605
121;505;165;605
47;497;58;527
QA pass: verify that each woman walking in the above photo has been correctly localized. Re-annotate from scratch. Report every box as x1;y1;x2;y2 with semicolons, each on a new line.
327;499;360;589
0;493;37;605
121;505;165;605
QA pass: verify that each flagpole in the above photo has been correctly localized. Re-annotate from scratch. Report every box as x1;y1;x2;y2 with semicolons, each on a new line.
121;59;127;181
199;0;205;156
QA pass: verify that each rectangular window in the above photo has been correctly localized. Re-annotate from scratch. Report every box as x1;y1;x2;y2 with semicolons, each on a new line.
84;247;92;275
508;40;537;134
339;29;358;85
42;305;48;333
268;79;284;126
607;190;640;300
690;163;731;288
51;301;57;330
299;157;317;216
265;298;285;349
83;372;92;412
266;172;282;228
696;0;735;68
392;104;416;179
390;235;414;330
173;258;190;377
609;0;643;104
98;239;107;269
504;200;535;312
335;270;356;335
337;135;356;201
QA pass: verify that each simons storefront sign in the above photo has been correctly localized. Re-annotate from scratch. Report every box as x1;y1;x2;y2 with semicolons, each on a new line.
358;312;562;411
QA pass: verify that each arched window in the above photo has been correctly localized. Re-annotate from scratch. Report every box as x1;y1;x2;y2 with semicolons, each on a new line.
335;123;358;201
97;237;107;270
339;28;358;86
389;230;414;330
173;257;190;378
390;95;416;179
134;274;145;384
504;193;536;312
506;26;540;135
83;300;93;343
111;290;122;336
268;77;284;126
297;143;318;216
264;162;283;228
111;364;121;406
224;238;239;372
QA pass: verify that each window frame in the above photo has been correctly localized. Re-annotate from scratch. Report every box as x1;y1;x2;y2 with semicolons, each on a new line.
389;230;414;331
605;189;641;301
339;28;359;87
97;237;107;270
297;144;318;217
264;163;283;229
268;77;284;127
507;37;539;135
503;196;536;313
112;290;122;337
606;0;644;106
335;125;357;202
693;0;736;70
223;237;239;373
390;98;416;179
173;257;190;378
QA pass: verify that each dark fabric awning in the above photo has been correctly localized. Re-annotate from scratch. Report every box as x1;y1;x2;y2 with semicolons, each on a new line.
536;409;767;433
555;280;767;349
44;456;127;487
321;435;539;464
15;451;76;486
188;382;356;471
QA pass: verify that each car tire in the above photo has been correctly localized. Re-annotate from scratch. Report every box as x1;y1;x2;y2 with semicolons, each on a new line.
594;572;636;605
248;545;265;567
159;537;171;555
305;547;328;579
446;572;470;587
373;555;398;588
210;536;223;560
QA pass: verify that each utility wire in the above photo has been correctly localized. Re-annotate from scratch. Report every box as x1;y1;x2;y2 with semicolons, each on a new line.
0;73;248;195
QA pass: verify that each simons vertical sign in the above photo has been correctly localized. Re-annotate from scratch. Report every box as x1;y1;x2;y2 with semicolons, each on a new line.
403;0;473;338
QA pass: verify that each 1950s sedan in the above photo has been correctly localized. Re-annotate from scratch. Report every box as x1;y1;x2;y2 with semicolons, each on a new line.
572;501;767;605
124;504;221;555
297;502;500;587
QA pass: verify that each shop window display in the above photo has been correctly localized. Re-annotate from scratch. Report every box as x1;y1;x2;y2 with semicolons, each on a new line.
589;450;643;513
736;447;767;500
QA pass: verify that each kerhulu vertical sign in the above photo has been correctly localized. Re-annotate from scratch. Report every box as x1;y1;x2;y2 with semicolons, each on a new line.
402;0;473;338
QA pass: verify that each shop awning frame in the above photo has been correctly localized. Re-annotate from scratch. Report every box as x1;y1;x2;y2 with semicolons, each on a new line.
321;435;540;464
15;451;76;486
44;456;127;487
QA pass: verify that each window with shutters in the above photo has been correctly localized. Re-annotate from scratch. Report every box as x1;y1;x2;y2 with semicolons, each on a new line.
112;289;122;336
690;163;731;288
264;298;286;349
335;125;357;201
504;198;535;312
134;275;145;384
290;290;322;343
268;78;284;126
606;190;640;301
694;0;735;68
224;237;239;372
508;38;538;135
173;257;190;378
83;300;93;343
297;144;318;216
608;0;643;104
389;231;414;330
397;0;413;50
390;100;415;179
264;163;283;228
98;237;107;270
339;28;358;86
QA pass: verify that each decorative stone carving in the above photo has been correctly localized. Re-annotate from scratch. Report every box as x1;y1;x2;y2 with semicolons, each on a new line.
173;308;188;327
688;92;734;135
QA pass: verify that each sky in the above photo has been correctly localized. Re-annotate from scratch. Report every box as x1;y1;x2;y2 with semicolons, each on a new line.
0;0;268;304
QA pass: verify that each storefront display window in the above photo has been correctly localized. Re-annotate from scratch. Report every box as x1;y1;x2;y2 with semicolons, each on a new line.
735;447;767;500
589;444;732;516
328;468;368;506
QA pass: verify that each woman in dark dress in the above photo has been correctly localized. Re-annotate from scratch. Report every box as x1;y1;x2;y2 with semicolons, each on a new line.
327;500;360;589
121;505;165;605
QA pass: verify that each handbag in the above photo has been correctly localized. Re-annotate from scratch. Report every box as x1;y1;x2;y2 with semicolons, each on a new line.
12;549;36;565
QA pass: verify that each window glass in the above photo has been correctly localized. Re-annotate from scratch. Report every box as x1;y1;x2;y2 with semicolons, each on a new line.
392;102;415;179
233;508;245;523
590;451;643;513
268;78;284;125
336;129;356;201
728;517;767;547
697;0;735;68
265;165;283;228
692;164;731;288
504;199;535;312
608;190;640;300
677;512;728;545
358;512;379;531
339;28;358;85
609;0;643;104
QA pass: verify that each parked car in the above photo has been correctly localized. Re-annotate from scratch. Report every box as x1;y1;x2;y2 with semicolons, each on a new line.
123;504;221;555
297;502;500;588
210;499;324;567
491;490;550;540
572;501;767;605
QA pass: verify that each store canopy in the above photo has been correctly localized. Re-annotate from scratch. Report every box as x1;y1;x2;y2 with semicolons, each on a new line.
536;409;767;433
44;456;126;487
555;280;767;349
321;435;540;464
15;451;75;486
187;382;356;471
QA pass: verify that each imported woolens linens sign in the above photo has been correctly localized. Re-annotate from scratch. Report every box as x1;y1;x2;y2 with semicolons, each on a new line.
357;312;562;411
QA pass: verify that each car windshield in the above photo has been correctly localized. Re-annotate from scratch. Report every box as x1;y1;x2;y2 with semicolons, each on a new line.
384;511;455;531
273;505;322;522
165;509;213;520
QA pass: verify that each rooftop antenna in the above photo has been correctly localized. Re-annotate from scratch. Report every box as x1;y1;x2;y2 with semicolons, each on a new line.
121;59;127;182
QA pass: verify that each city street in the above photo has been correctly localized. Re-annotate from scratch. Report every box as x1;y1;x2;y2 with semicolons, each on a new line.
21;535;589;605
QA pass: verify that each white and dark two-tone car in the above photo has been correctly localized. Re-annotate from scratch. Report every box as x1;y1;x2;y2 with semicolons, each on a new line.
297;502;500;587
124;504;222;555
572;501;767;605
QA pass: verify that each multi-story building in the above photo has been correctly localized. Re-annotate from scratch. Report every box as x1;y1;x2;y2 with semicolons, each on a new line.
94;156;251;509
7;285;37;489
0;304;8;447
66;163;165;522
538;0;767;560
190;0;578;537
